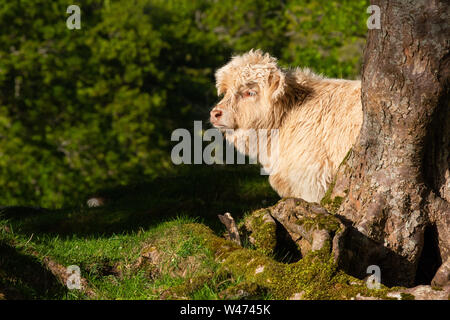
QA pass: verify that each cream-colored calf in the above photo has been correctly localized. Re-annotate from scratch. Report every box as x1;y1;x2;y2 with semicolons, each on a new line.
210;49;362;202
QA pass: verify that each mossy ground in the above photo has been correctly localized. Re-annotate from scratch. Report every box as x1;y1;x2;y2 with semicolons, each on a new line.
0;165;278;299
0;164;401;300
238;209;277;256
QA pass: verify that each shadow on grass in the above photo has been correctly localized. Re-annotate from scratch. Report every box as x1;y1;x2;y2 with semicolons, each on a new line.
0;241;67;299
1;165;279;238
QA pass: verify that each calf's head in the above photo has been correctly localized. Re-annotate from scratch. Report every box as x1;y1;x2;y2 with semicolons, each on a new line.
210;49;289;131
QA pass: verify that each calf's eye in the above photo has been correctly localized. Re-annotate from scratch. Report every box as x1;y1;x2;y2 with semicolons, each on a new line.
243;90;257;98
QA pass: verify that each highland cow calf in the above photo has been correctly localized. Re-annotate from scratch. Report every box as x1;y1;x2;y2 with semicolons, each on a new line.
210;49;363;203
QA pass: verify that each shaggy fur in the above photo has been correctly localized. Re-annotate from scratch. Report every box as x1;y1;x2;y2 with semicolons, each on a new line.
210;49;363;202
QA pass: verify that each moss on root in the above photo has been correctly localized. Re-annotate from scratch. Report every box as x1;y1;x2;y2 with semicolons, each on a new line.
183;223;394;300
320;177;344;214
320;149;352;214
320;192;344;214
296;212;342;234
400;292;415;300
218;281;268;300
239;209;277;256
133;221;400;300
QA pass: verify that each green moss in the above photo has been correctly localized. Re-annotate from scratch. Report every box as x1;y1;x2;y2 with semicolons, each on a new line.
296;212;341;234
431;286;443;291
400;292;415;300
126;222;402;300
218;281;268;300
168;274;214;299
243;209;277;256
320;180;337;207
320;149;352;213
320;179;345;214
273;242;387;300
185;224;396;300
273;244;335;299
340;149;353;166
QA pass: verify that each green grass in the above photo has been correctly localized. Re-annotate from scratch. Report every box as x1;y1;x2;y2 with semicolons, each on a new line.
0;164;279;300
1;164;398;300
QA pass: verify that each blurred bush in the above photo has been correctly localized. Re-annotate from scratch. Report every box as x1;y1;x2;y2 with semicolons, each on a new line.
0;0;368;207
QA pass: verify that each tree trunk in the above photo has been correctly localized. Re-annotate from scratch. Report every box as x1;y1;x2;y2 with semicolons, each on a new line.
336;0;449;287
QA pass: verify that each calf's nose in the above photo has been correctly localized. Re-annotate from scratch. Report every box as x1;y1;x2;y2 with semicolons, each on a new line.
210;109;223;120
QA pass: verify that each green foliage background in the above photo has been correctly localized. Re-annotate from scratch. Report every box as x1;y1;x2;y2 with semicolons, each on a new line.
0;0;369;207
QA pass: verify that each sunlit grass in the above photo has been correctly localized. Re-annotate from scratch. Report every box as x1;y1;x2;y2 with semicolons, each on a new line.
0;165;279;299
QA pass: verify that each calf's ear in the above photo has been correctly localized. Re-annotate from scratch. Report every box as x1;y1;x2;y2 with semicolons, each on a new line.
215;67;228;96
269;69;286;102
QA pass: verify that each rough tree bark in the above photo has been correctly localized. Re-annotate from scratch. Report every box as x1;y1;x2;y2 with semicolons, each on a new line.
334;0;450;287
